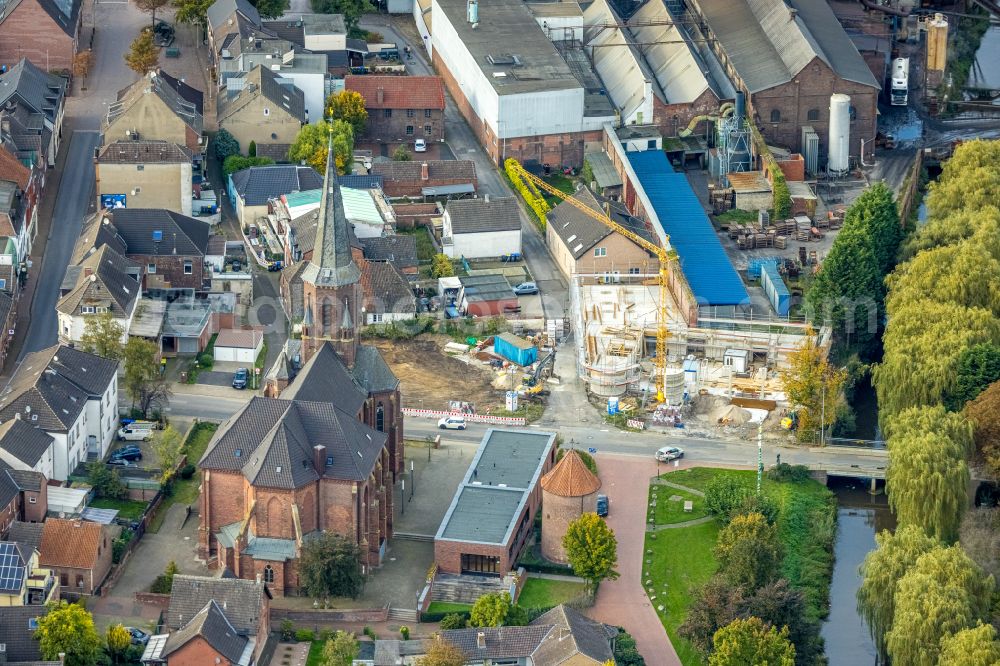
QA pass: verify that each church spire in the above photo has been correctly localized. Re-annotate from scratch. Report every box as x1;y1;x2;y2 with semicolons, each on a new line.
311;129;361;287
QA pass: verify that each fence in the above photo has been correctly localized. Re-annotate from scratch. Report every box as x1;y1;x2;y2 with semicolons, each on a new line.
402;408;526;426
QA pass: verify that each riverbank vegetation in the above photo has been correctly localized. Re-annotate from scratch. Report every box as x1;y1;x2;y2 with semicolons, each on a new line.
864;140;1000;660
647;466;835;665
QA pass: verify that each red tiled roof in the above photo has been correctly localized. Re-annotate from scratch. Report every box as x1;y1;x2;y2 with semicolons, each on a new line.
0;147;30;190
345;76;445;111
540;450;601;497
38;518;103;569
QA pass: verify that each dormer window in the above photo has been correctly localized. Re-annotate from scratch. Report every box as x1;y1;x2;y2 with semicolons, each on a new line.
234;448;242;458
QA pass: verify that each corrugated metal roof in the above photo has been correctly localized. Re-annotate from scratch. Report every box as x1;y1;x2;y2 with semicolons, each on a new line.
585;152;622;188
626;150;748;306
629;0;713;104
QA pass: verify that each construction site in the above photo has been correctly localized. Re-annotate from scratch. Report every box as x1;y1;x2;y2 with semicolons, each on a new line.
570;274;830;406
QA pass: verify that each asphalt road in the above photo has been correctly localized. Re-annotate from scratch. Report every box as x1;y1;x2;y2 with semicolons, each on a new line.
20;131;101;358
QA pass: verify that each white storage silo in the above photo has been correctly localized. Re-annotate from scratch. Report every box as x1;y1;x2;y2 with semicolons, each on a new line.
828;94;851;176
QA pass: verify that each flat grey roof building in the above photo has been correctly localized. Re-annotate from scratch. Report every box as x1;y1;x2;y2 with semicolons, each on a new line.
436;429;556;546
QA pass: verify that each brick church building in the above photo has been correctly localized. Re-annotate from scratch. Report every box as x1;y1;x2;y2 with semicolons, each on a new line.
197;141;403;595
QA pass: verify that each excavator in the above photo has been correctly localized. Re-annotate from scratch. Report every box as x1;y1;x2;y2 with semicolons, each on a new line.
506;160;675;402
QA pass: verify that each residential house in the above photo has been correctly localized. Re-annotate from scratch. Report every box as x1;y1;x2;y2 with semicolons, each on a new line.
545;187;655;281
0;0;81;73
0;605;58;665
228;164;322;228
106;72;205;155
441;197;520;259
95;141;194;216
57;244;141;345
217;66;307;155
162;574;271;664
0;290;15;368
0;465;46;537
157;70;205;116
359;236;418;277
161;293;236;357
100;208;212;294
0;144;43;265
680;0;880;160
0;345;119;479
142;600;254;665
0;417;55;480
345;75;446;144
202;147;404;591
371;160;477;198
0;59;66;169
0;540;58;606
206;0;264;66
37;518;112;597
360;261;415;324
5;521;43;550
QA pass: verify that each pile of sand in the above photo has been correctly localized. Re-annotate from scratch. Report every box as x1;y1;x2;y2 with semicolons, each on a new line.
713;404;752;425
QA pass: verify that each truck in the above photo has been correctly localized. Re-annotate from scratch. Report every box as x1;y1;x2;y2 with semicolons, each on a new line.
891;57;909;106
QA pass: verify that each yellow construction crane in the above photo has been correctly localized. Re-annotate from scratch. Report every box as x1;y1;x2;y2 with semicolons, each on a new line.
506;160;673;399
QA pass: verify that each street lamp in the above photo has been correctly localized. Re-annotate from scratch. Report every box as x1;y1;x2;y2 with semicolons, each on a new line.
757;423;764;494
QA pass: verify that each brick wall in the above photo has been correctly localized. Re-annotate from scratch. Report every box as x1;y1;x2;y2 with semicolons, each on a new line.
434;539;510;576
0;0;77;72
652;88;721;139
0;494;16;536
776;154;806;182
199;469;246;558
363;108;445;144
131;253;206;291
166;635;234;666
21;483;46;523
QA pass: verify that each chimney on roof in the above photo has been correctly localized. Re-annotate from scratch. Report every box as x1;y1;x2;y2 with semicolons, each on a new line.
0;118;8;136
788;7;797;20
376;87;384;105
476;632;486;650
59;653;66;665
420;162;429;181
484;193;490;203
313;444;327;475
84;267;93;278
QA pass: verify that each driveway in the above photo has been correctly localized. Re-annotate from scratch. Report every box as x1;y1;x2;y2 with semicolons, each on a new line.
588;454;681;666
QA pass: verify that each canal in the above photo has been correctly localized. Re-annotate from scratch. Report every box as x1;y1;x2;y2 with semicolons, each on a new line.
822;477;895;666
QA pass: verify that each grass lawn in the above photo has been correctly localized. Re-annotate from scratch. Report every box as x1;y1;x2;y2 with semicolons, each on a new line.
306;641;324;666
89;497;149;521
660;467;836;620
399;226;436;262
517;577;587;609
427;601;472;615
541;173;576;208
649;485;709;525
149;423;219;533
713;209;758;226
644;521;719;665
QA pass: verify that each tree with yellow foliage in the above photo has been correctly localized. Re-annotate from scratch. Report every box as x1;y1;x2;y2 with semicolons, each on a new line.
779;329;846;442
289;120;354;175
563;513;619;594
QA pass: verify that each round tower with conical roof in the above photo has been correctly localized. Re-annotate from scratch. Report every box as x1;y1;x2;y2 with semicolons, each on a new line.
539;449;602;564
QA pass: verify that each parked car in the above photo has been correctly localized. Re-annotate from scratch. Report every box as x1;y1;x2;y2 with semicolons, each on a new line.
655;446;685;462
125;627;150;645
512;282;538;296
438;415;467;430
414;138;427;152
232;368;249;390
107;458;135;468
596;494;609;517
116;427;152;442
111;445;143;461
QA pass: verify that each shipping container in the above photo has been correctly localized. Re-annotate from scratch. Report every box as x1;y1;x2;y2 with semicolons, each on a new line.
747;256;781;279
761;263;791;317
494;332;538;367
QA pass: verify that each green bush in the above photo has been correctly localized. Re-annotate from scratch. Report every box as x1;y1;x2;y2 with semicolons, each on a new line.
614;627;647;666
363;626;377;640
295;629;315;642
197;352;214;367
420;610;471;624
772;173;791;219
766;463;812;484
179;463;196;480
279;620;295;641
505;158;551;228
399;625;410;640
556;447;598;475
112;530;134;564
704;475;753;520
439;613;468;629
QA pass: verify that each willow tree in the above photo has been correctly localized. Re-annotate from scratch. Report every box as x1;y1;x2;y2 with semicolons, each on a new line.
886;545;995;666
886;429;970;542
873;300;1000;422
938;623;1000;666
883;404;973;453
856;525;939;663
885;241;1000;317
902;205;1000;258
926;140;1000;219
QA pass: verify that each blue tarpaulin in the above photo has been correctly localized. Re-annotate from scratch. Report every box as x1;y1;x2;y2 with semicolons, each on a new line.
627;151;749;307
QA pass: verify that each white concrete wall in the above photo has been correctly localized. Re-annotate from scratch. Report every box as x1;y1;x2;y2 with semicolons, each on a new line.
388;0;412;14
447;229;521;259
58;312;134;346
413;1;432;56
431;1;501;131
305;33;347;50
85;375;118;460
47;410;88;481
0;439;54;480
366;311;413;324
214;346;258;363
277;71;326;123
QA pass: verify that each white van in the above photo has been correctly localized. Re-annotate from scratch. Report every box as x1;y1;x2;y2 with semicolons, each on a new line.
117;427;152;441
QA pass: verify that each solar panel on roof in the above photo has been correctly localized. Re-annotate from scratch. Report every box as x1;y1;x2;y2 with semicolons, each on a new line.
0;542;26;592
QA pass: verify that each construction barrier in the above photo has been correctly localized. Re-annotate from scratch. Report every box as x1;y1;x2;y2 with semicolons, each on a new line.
401;408;527;426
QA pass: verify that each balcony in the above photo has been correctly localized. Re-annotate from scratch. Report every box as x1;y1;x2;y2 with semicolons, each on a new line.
25;568;58;605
